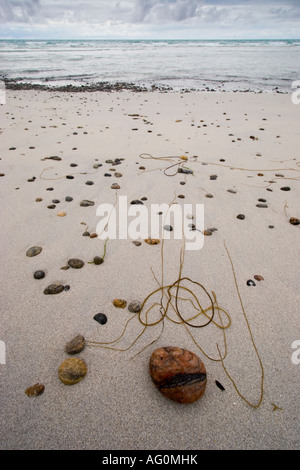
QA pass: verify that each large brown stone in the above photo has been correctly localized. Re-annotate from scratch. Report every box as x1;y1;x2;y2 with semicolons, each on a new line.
149;346;207;404
58;358;87;385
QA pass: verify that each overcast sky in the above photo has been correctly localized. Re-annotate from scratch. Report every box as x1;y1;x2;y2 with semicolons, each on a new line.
0;0;299;39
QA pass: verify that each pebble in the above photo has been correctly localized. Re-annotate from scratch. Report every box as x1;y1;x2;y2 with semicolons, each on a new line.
256;203;268;208
132;241;142;246
111;183;120;189
178;168;193;174
177;194;185;199
205;194;214;198
90;233;98;238
44;284;64;295
65;196;73;202
52;199;60;204
246;280;256;287
58;358;87;385
82;231;90;236
65;335;85;355
237;214;245;220
128;301;142;313
66;175;74;179
145;238;160;245
203;230;212;236
68;258;84;269
94;313;107;325
80;200;94;207
47;204;56;209
104;173;112;177
57;211;66;217
210;175;218;180
33;270;45;279
149;346;207;404
85;181;94;185
254;275;264;281
35;198;43;202
114;172;122;178
131;200;144;205
70;163;78;167
289;217;300;226
93;256;104;265
280;187;290;191
25;383;45;397
164;225;173;232
258;198;267;202
26;246;42;257
227;189;237;194
113;299;127;308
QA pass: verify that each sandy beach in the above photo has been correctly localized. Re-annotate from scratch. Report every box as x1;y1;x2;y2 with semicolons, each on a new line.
0;88;299;450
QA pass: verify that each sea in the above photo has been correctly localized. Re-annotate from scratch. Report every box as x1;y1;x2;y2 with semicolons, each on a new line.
0;39;299;93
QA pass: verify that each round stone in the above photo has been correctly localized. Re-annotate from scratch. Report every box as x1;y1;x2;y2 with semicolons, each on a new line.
44;284;64;295
149;346;207;404
94;313;107;325
128;301;142;313
68;258;84;269
65;335;85;355
26;246;42;257
33;270;45;279
93;256;104;265
113;299;127;308
58;358;87;385
111;183;120;190
237;214;245;220
65;196;73;202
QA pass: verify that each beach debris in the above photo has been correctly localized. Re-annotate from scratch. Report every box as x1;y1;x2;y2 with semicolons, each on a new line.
25;383;45;397
26;246;42;257
254;275;264;281
289;217;300;226
145;238;160;245
215;380;225;391
149;346;207;404
237;214;245;220
68;258;84;269
128;301;142;313
246;280;256;287
131;199;144;205
113;299;127;308
94;313;107;325
58;358;87;385
80;199;94;207
44;284;65;295
65;335;85;355
33;270;45;279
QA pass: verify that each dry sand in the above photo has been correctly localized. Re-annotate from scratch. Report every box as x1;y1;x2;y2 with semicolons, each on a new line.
0;89;299;450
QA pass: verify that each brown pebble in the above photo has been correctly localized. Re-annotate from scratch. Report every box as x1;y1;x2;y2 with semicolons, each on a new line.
90;233;98;238
145;238;160;245
65;335;85;355
58;358;87;385
113;299;127;308
149;347;207;404
254;275;264;281
25;383;45;397
289;217;300;226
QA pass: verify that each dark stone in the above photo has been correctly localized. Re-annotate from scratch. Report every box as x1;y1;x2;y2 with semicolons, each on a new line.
280;187;290;191
25;383;45;397
26;246;42;257
237;214;245;220
47;204;56;209
68;258;84;269
256;203;268;208
33;270;45;279
94;256;104;265
210;175;218;180
149;347;207;404
290;217;300;226
52;199;60;204
85;181;94;185
44;284;64;295
128;301;142;313
130;200;144;205
66;175;74;179
164;225;173;232
94;313;107;325
80;200;94;207
246;280;256;287
65;196;73;202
